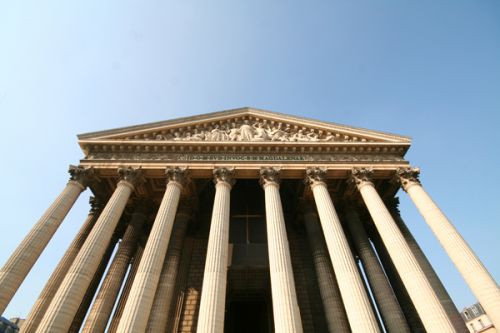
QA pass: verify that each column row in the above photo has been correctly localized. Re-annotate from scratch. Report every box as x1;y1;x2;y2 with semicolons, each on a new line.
196;167;304;333
396;167;500;330
0;166;95;314
3;165;496;333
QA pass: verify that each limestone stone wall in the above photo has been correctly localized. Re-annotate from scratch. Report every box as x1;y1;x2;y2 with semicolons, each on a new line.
176;238;208;333
288;225;328;333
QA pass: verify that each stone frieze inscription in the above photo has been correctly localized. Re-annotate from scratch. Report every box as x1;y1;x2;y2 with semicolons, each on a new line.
181;154;309;161
86;152;404;163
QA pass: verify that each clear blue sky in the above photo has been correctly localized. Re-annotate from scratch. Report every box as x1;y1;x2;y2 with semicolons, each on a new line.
1;0;499;319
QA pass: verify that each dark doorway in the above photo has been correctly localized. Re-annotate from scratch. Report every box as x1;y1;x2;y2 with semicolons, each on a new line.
224;297;271;333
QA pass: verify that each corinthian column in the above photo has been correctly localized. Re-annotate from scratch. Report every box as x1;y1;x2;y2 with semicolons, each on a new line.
368;225;425;332
0;166;94;314
107;240;145;333
260;168;303;333
22;196;103;333
397;167;500;329
343;205;410;333
386;197;467;332
305;168;379;333
147;202;191;332
68;232;119;333
117;167;188;332
302;201;350;333
351;168;455;332
36;167;142;333
196;168;234;333
81;202;148;332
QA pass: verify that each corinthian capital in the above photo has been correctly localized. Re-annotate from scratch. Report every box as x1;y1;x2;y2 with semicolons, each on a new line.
213;167;235;187
305;167;327;186
166;167;189;186
395;167;421;191
349;167;374;188
89;196;104;214
259;167;281;187
68;165;95;188
117;167;144;187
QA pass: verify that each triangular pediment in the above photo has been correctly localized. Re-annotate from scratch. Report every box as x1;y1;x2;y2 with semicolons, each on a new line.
78;107;410;144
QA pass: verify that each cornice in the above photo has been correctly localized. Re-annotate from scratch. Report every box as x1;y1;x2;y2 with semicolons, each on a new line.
79;139;410;157
77;107;411;143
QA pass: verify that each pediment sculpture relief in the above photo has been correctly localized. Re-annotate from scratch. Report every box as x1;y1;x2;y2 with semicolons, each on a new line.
146;120;370;143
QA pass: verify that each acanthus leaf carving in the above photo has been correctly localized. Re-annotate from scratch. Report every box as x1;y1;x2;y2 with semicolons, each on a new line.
166;167;189;186
89;196;104;214
395;167;421;191
68;165;96;188
117;167;144;187
349;167;374;188
259;167;281;187
213;167;235;187
305;167;327;186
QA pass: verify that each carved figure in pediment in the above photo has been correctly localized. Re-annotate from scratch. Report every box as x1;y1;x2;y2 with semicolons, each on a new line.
306;131;319;142
238;120;255;141
322;133;335;142
191;128;206;141
219;125;229;141
269;123;290;142
227;123;240;141
210;124;228;141
173;132;184;140
157;132;174;140
252;123;270;141
291;129;309;142
140;118;358;142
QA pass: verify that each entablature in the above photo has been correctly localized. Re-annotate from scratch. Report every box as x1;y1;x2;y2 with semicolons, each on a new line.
77;108;411;204
82;164;404;208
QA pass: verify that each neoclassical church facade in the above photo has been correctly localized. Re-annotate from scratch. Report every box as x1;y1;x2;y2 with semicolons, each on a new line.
0;108;498;333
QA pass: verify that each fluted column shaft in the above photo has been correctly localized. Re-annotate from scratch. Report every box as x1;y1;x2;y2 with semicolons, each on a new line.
0;166;92;313
307;178;379;332
261;168;303;333
117;167;186;332
368;226;425;332
21;197;102;333
352;168;454;332
196;168;234;333
36;167;140;333
344;207;410;333
108;242;144;333
147;208;190;332
82;206;146;332
388;199;467;332
398;168;500;329
303;207;350;332
68;234;119;333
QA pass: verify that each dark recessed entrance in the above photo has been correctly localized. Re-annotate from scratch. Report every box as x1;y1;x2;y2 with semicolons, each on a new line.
225;180;273;332
224;295;272;333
